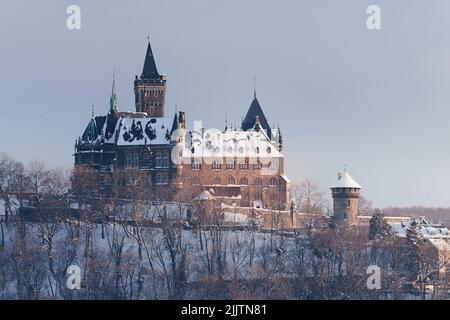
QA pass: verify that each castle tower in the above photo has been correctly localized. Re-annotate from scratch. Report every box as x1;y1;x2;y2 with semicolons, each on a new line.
330;169;361;225
134;39;167;117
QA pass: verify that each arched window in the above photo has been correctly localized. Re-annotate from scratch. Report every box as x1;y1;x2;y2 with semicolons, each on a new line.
270;193;278;202
254;178;262;186
155;152;162;167
192;159;202;170
213;177;221;185
125;153;139;168
142;151;151;168
226;159;235;169
212;160;221;170
270;178;278;186
255;192;262;201
162;153;169;168
240;177;248;185
228;177;236;185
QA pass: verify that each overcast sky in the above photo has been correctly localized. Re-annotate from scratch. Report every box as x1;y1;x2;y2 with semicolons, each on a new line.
2;0;450;208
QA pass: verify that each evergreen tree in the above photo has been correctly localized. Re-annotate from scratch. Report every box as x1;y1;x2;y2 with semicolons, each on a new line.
369;208;391;240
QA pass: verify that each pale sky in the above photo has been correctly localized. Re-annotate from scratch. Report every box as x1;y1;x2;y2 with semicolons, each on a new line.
2;0;450;207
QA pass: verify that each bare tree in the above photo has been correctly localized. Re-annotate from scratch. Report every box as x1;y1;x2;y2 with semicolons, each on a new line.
28;160;48;196
291;179;326;215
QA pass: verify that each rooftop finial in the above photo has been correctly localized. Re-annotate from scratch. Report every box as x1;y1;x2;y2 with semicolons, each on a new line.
344;163;348;173
110;70;119;114
225;115;228;131
147;34;150;44
91;103;95;117
253;76;257;98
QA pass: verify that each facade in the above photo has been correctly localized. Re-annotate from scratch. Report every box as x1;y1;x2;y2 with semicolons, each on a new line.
330;170;361;225
74;40;290;208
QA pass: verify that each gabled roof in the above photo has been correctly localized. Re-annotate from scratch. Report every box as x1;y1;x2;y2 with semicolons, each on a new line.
141;41;160;80
241;95;272;139
330;171;361;189
82;116;105;142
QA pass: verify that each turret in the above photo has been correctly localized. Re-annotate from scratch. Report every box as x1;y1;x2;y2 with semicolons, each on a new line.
330;168;362;225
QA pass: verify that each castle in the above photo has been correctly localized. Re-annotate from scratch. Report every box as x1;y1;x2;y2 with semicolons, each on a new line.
74;40;290;209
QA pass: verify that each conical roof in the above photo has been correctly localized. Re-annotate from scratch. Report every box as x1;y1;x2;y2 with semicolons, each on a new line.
331;171;361;189
141;40;160;80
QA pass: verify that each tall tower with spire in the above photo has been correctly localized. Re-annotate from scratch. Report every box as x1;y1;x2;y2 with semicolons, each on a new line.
134;38;167;117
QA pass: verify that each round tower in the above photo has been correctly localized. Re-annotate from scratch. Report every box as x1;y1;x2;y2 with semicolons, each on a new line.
330;169;361;225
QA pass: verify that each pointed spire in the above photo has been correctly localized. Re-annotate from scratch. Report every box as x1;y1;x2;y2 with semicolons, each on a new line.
91;103;95;118
110;70;119;114
141;38;160;80
224;115;228;131
277;123;283;151
241;93;272;139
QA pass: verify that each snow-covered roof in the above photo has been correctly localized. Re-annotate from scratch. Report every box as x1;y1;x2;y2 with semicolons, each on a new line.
280;174;291;184
186;128;284;159
390;217;450;239
330;171;361;189
115;117;173;146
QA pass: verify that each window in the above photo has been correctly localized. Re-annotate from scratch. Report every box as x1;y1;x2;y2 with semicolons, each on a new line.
156;174;168;185
253;161;262;170
213;177;221;185
268;161;278;171
255;192;262;201
125;152;139;168
228;177;236;185
270;178;278;187
347;199;351;208
226;159;235;169
239;161;249;171
155;152;169;168
192;177;200;186
155;152;162;167
212;160;221;170
162;153;169;168
192;160;202;170
270;194;278;202
142;151;151;168
240;177;248;185
254;178;262;186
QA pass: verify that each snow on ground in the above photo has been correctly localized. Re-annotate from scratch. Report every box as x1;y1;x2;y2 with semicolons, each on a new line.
223;212;248;223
